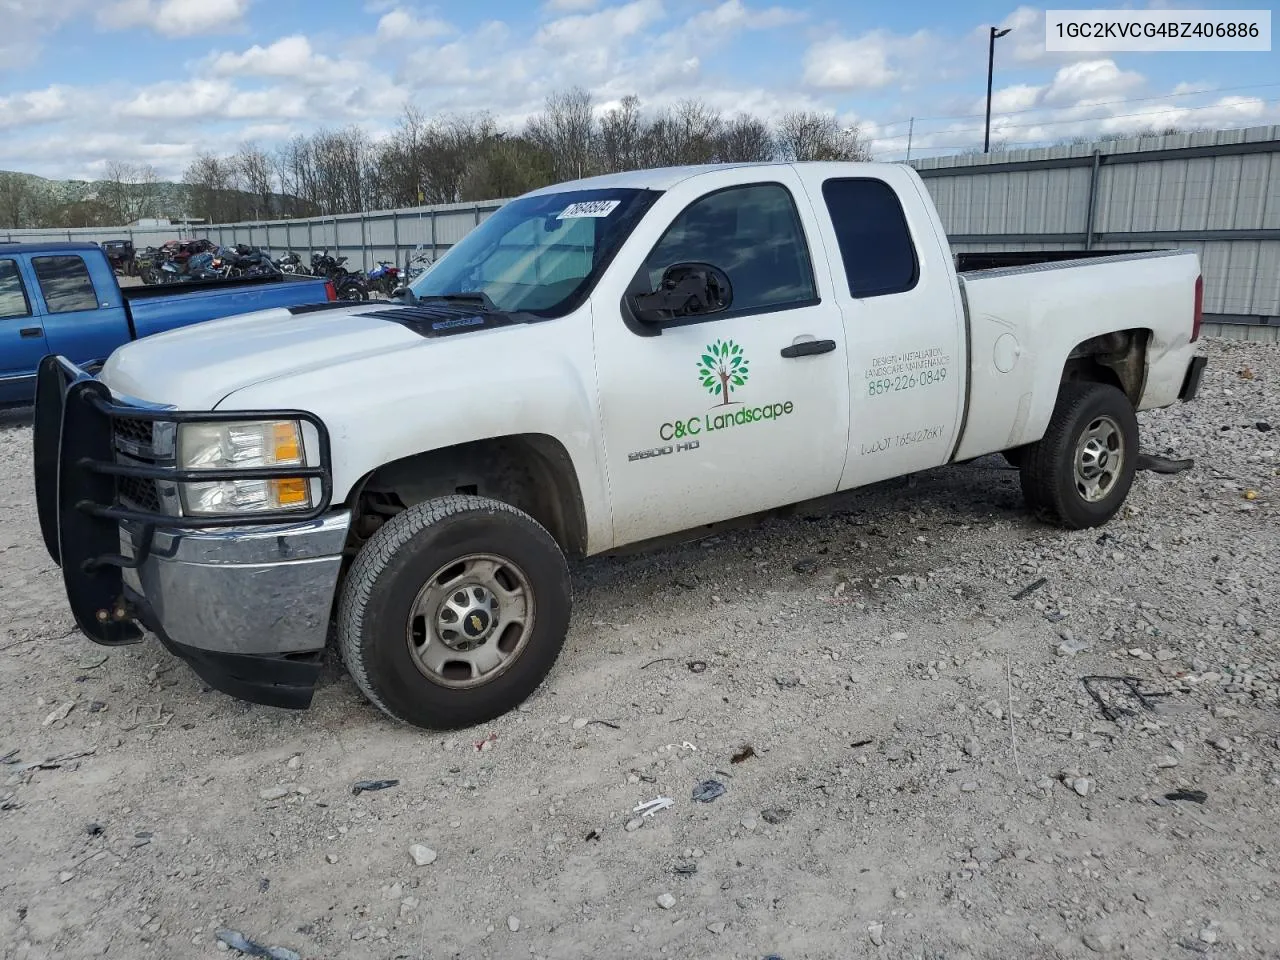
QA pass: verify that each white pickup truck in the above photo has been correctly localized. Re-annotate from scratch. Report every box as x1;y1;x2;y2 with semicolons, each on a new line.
33;160;1208;730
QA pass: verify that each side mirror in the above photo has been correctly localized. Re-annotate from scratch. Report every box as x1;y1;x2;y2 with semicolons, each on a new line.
631;262;733;325
390;286;415;302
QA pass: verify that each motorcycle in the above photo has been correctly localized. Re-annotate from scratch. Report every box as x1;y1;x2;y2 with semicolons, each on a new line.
157;258;184;284
227;248;280;278
186;251;225;281
311;250;369;301
366;260;401;297
402;248;434;284
274;251;308;274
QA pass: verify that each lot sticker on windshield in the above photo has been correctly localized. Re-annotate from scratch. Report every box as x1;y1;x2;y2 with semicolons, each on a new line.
557;200;621;219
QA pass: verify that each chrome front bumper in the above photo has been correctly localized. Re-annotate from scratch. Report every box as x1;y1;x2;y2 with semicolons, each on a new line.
120;511;351;657
32;355;343;709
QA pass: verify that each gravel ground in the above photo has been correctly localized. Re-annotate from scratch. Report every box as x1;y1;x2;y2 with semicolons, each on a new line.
1;337;1277;960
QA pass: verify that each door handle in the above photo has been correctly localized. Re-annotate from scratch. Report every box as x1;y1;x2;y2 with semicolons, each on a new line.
780;338;837;358
20;327;44;339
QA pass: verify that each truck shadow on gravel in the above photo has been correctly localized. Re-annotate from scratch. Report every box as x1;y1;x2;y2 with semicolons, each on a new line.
0;405;34;429
572;457;1030;596
304;456;1037;705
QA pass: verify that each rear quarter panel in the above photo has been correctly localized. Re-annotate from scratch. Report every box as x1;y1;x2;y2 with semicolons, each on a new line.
128;277;331;339
953;250;1200;461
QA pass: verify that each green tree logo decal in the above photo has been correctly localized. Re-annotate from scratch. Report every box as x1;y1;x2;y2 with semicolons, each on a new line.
697;339;749;405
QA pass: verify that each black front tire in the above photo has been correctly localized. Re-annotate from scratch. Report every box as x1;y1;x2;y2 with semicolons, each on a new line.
1018;382;1139;529
337;495;572;729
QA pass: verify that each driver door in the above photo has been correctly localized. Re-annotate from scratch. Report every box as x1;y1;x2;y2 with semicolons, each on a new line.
591;170;851;547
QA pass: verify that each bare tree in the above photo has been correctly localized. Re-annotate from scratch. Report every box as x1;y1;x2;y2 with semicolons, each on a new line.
425;112;500;205
183;152;241;223
599;95;644;173
374;105;434;208
235;142;275;219
776;111;871;162
526;86;596;181
669;99;723;165
717;113;775;162
304;126;373;214
459;133;556;201
134;164;160;221
276;135;321;216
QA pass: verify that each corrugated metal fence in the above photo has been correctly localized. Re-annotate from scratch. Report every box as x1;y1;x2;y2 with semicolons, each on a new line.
912;124;1280;340
0;200;506;273
4;126;1278;337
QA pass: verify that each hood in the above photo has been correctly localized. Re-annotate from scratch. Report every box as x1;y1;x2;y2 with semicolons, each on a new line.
98;301;517;409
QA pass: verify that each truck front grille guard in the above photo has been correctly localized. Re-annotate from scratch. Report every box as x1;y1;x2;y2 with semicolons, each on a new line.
33;355;333;645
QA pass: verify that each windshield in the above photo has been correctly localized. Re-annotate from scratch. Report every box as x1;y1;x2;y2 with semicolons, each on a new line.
409;187;658;316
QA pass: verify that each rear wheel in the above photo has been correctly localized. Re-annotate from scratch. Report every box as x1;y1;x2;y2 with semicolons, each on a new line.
337;495;572;729
1018;382;1138;529
337;280;368;301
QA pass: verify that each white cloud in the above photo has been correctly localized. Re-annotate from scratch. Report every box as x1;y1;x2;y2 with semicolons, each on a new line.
97;0;251;36
543;0;597;10
1043;59;1144;104
207;35;365;85
802;33;898;91
534;0;665;49
0;87;75;129
376;8;453;41
981;83;1045;114
686;0;806;32
119;79;307;121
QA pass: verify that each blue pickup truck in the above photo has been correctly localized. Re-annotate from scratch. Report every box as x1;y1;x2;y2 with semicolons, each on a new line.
1;242;337;407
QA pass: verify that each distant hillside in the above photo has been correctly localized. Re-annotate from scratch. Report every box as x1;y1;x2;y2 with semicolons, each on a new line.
3;171;187;210
0;169;198;229
0;169;309;230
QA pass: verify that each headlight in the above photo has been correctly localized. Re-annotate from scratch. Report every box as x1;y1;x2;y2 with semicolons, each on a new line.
177;420;312;515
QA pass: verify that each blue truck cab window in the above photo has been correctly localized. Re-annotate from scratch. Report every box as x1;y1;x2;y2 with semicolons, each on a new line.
33;255;99;313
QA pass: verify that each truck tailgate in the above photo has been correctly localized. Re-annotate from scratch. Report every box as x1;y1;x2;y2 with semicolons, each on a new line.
126;275;333;339
952;249;1201;461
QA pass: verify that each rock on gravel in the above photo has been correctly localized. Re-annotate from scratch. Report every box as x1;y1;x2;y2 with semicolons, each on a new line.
656;893;676;910
1083;932;1114;953
408;844;437;866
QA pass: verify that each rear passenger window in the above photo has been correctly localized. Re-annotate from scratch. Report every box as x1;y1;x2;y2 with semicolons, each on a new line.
821;179;918;298
0;259;31;319
32;255;98;313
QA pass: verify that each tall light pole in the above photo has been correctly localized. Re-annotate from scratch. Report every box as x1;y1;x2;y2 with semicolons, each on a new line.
984;26;1012;153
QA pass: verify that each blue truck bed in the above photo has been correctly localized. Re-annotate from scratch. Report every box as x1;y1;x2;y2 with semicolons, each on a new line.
1;242;335;407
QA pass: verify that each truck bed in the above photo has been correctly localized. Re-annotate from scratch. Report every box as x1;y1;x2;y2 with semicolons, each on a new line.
121;272;314;301
124;273;333;340
952;248;1201;461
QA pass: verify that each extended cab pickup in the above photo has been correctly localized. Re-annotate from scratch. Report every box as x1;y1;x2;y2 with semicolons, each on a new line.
1;242;336;407
32;161;1208;729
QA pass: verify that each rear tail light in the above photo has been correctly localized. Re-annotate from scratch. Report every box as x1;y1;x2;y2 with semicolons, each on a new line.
1191;274;1203;342
324;280;337;301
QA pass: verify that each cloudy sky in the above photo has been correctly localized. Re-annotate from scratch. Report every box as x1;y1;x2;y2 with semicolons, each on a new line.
1;0;1277;181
